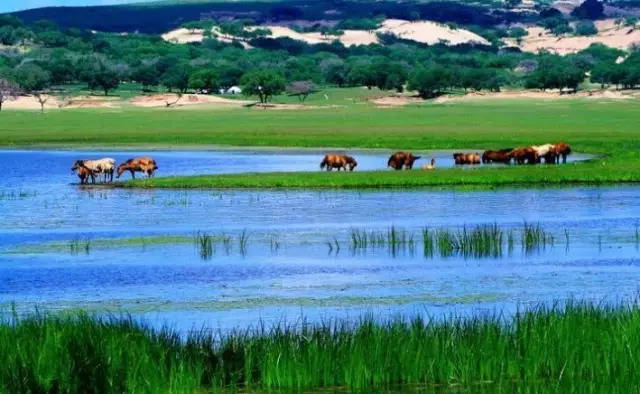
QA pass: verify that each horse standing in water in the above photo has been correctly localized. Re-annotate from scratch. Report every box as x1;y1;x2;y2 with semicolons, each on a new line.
71;160;98;185
553;142;572;164
320;154;358;171
116;157;158;179
482;149;513;164
387;152;421;170
453;153;481;165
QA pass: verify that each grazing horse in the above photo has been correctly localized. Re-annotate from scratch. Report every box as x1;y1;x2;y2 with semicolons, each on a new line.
482;149;513;164
531;144;555;164
553;142;572;164
421;158;436;170
116;157;158;179
71;160;98;185
453;153;481;165
510;147;538;165
387;152;421;170
77;158;116;183
320;154;358;171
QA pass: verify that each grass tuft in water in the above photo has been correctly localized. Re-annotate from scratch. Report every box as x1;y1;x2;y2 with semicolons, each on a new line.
69;238;91;255
522;222;554;254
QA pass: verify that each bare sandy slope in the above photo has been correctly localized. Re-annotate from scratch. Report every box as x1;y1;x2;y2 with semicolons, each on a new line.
3;95;118;110
433;89;634;103
377;19;490;46
130;94;253;108
508;19;640;55
163;19;489;47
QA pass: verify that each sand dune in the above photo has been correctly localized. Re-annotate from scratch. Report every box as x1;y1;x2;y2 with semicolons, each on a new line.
163;19;490;48
130;94;252;108
508;19;640;55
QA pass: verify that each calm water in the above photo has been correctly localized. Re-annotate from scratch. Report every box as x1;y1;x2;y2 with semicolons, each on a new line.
0;149;637;332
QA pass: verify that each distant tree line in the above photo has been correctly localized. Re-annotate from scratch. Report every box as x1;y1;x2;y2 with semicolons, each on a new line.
1;14;639;105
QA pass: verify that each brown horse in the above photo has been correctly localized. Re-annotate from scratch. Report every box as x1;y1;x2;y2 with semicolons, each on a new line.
553;142;572;164
510;147;538;165
387;152;421;170
116;157;158;179
482;149;513;164
71;160;98;185
453;153;481;165
320;154;358;171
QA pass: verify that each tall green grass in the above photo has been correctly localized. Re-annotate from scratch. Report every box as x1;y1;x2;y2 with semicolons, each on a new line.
350;224;552;259
4;302;640;392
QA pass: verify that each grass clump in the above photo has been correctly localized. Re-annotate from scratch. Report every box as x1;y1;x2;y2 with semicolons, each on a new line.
4;302;640;392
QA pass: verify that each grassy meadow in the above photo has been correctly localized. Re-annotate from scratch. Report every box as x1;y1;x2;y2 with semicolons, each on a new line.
3;302;640;392
1;96;639;188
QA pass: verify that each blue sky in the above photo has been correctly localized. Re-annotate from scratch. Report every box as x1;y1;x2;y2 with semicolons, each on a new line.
1;0;151;13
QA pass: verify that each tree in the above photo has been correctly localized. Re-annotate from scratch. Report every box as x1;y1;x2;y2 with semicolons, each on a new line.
132;65;160;91
407;66;450;98
161;63;191;93
571;0;604;20
286;80;318;102
0;78;20;111
188;69;219;93
80;57;122;96
240;70;285;104
14;64;51;112
575;20;598;36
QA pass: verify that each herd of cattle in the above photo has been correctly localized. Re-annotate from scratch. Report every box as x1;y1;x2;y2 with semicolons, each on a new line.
71;157;158;184
320;142;572;172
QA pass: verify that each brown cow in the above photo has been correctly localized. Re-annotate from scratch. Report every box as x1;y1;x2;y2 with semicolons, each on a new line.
116;157;158;179
482;149;513;164
510;147;538;165
320;154;358;171
553;142;572;164
453;153;481;165
387;152;421;170
71;160;98;185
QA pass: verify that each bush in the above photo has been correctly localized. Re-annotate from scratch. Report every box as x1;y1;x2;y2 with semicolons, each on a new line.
575;20;598;36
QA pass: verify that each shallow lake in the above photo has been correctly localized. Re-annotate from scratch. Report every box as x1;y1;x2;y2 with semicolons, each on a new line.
1;149;637;333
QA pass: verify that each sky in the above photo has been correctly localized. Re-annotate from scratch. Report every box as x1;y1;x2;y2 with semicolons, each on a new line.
0;0;152;13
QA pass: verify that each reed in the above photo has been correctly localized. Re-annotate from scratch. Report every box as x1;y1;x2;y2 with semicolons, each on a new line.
69;238;91;255
522;222;554;254
194;232;213;260
3;302;640;392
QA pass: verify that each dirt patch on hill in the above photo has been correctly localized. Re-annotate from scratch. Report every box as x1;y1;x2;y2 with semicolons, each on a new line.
371;96;426;107
433;89;634;103
163;19;489;48
130;94;253;108
3;95;117;110
509;19;640;54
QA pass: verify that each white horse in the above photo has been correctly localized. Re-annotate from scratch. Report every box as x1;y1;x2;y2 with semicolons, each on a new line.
80;158;116;182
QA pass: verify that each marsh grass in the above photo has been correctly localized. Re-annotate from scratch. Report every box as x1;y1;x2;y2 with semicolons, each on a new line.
193;232;234;260
4;302;640;392
350;226;415;256
349;223;554;259
69;238;91;255
0;190;37;200
522;222;554;254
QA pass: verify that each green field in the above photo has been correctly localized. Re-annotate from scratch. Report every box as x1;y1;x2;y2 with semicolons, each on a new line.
2;97;639;188
3;302;640;392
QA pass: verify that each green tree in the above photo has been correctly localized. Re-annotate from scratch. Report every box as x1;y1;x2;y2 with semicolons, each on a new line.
161;63;191;93
408;66;450;98
240;70;285;104
575;20;597;36
14;64;51;112
132;65;160;91
188;69;219;93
